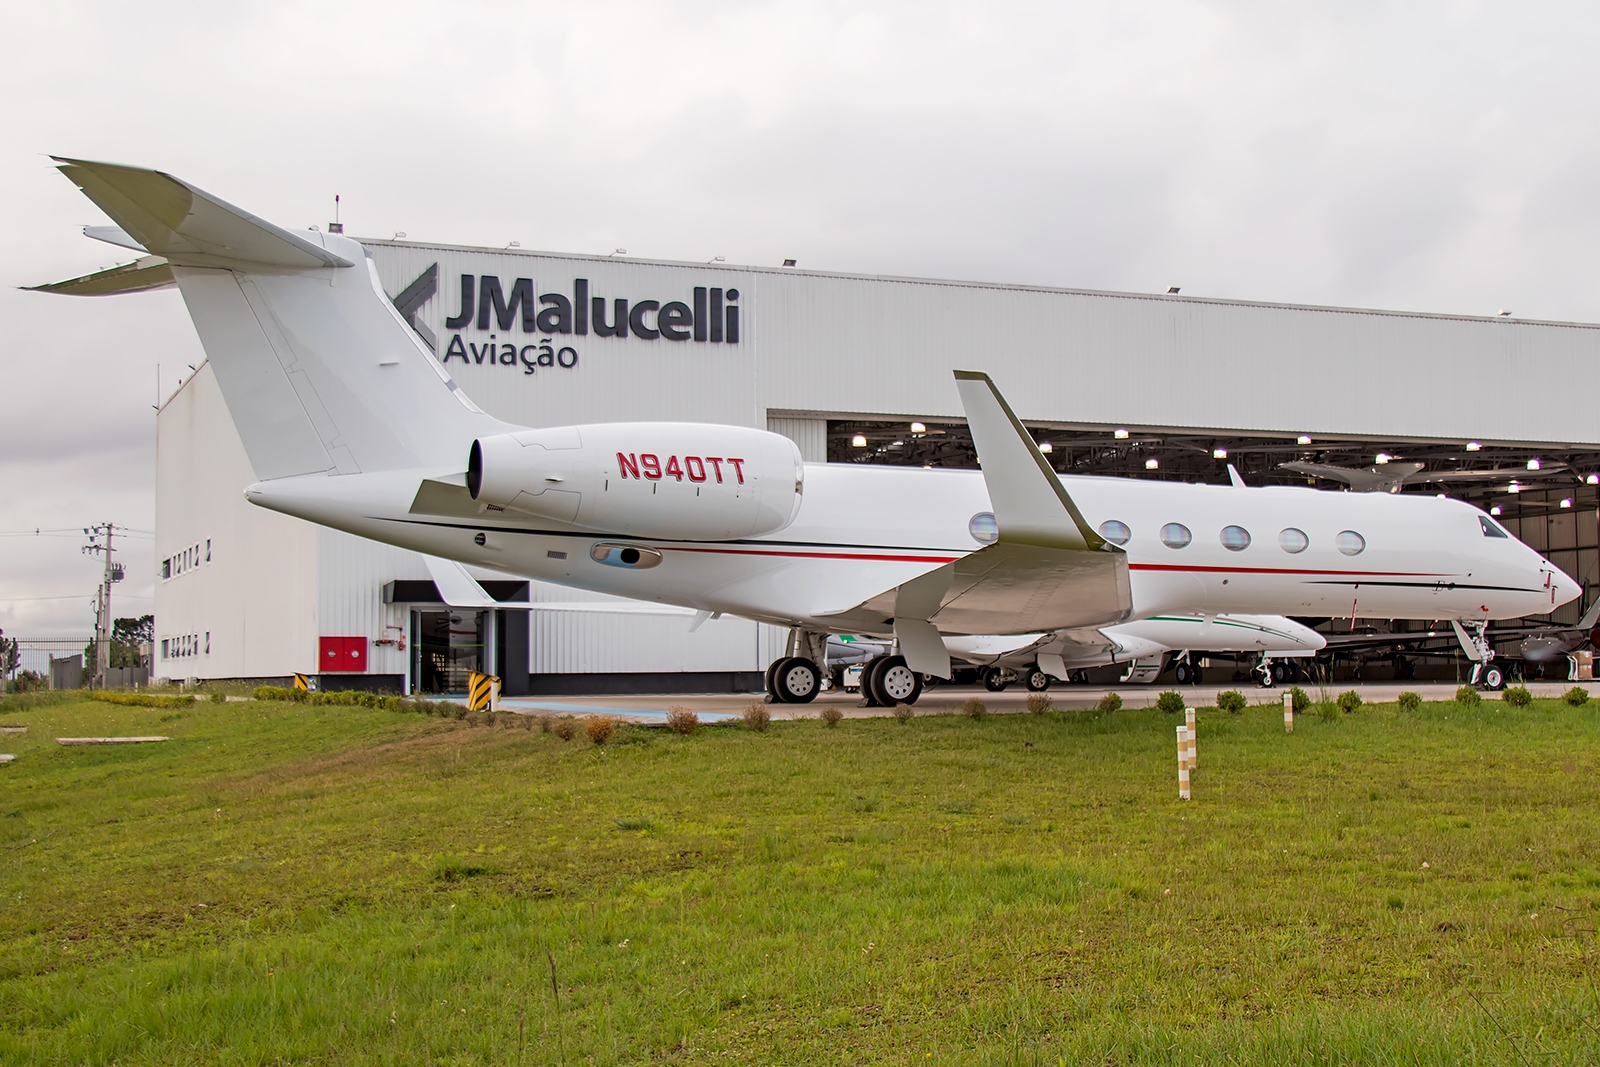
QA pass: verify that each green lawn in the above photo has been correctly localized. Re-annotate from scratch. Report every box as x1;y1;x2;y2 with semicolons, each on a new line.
2;691;1598;1065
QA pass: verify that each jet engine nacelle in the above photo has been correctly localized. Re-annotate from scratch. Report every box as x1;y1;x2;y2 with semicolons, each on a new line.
467;422;804;541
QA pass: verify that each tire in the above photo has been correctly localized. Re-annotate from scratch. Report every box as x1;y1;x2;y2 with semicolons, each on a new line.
776;657;820;704
982;668;1009;693
1173;661;1195;685
765;658;787;701
1025;667;1051;692
860;657;889;706
1480;663;1506;691
871;656;923;706
1270;661;1289;684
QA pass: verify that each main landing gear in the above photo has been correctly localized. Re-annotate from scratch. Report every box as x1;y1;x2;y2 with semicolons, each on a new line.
765;656;821;703
858;655;924;707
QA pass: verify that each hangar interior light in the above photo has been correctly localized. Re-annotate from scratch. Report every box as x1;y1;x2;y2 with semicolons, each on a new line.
1467;441;1482;451
1588;474;1599;485
1213;448;1228;459
1561;498;1574;508
1297;435;1313;445
1145;458;1160;470
1527;458;1542;470
1375;453;1392;464
1113;428;1130;439
910;422;926;434
1038;441;1053;453
850;434;867;448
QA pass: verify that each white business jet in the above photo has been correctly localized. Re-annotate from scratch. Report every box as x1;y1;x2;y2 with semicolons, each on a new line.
34;159;1579;705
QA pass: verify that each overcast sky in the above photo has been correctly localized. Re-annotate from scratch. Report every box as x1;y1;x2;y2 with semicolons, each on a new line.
5;0;1600;638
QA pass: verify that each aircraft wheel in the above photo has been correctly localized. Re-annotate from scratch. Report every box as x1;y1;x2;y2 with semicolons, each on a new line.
1270;661;1289;685
872;656;923;706
776;657;820;704
1173;661;1196;685
1025;666;1052;692
1479;663;1507;691
860;657;889;707
765;659;787;702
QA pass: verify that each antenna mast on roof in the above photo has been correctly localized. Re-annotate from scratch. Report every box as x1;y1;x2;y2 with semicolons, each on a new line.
329;194;343;234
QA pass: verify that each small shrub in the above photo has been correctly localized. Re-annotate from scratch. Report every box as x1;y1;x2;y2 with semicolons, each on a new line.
1097;692;1123;713
482;710;496;727
1216;690;1247;714
1155;690;1186;715
1563;686;1590;706
1316;701;1340;723
821;705;844;727
1336;690;1363;713
665;706;699;735
893;702;915;724
1455;685;1481;707
537;714;553;733
741;701;771;732
552;717;577;741
1288;686;1311;712
209;690;227;704
1397;691;1422;711
961;697;987;719
585;715;616;744
1502;685;1533;708
520;712;534;729
1025;693;1051;715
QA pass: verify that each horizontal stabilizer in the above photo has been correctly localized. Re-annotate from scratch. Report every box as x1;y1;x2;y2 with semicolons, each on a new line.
26;255;175;296
52;157;353;269
953;370;1103;551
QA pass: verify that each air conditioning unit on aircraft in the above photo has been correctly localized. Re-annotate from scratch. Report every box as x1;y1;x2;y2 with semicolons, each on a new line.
467;422;804;541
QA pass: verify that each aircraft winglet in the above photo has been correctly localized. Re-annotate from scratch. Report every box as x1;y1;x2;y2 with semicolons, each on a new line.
953;370;1104;551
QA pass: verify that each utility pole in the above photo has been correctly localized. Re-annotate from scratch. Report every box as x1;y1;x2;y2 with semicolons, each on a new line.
83;523;123;689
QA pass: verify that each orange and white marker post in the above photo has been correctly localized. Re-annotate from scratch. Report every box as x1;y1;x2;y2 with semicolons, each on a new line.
1177;725;1191;800
1283;691;1294;733
1185;706;1197;769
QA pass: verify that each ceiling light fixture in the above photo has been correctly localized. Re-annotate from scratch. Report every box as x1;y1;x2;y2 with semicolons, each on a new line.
1466;441;1481;451
1297;435;1312;445
1038;442;1053;453
1588;474;1599;485
1375;453;1392;465
850;434;867;448
1145;458;1159;470
1508;482;1522;494
1561;498;1573;508
1213;448;1227;459
910;422;926;433
1114;428;1129;439
1490;505;1503;515
1526;458;1541;470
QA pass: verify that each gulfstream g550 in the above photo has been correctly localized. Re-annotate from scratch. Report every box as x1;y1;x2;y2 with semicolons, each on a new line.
34;159;1579;704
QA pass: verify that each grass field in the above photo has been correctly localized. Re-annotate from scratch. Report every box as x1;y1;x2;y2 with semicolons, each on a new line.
2;690;1599;1065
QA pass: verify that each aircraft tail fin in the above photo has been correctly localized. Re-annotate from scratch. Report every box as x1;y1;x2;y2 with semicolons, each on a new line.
39;158;510;481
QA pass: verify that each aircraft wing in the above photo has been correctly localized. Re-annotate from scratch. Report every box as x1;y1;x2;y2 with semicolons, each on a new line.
820;371;1131;675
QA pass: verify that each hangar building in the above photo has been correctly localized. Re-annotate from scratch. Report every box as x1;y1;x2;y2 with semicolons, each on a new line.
153;239;1600;691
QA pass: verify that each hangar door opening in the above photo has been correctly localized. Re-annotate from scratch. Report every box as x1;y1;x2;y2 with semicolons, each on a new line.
415;610;482;694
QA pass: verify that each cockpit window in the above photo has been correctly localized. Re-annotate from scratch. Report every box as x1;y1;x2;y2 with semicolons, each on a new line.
1479;515;1509;539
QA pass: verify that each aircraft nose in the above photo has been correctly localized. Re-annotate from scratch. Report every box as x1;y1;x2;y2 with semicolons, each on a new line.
1553;567;1583;609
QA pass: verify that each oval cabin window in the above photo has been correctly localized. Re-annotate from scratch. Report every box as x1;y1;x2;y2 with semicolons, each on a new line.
1278;528;1309;554
1220;525;1251;551
969;512;999;544
1335;530;1366;556
1160;523;1192;549
1099;519;1131;545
